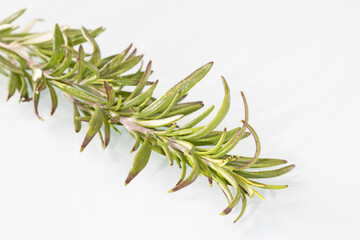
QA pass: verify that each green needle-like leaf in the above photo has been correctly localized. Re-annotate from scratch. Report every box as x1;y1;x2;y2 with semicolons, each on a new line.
166;101;204;117
234;164;295;179
80;26;101;66
104;81;115;108
80;59;100;81
190;128;249;147
80;106;104;152
165;126;203;137
47;82;58;115
50;49;73;76
226;157;288;169
211;164;241;215
102;54;143;78
73;102;82;133
99;44;132;73
136;62;213;118
179;76;230;140
169;152;200;192
7;72;19;100
233;189;247;223
33;80;45;121
0;24;18;40
157;140;174;166
0;8;26;25
77;45;86;80
154;91;179;119
130;131;141;153
51;80;106;104
197;128;227;155
19;74;29;101
180;105;215;129
125;137;152;185
103;117;111;149
126;61;152;101
120;80;158;110
42;24;65;70
234;121;261;170
210;91;249;158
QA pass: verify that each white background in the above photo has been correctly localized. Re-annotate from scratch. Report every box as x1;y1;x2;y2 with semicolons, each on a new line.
1;1;359;239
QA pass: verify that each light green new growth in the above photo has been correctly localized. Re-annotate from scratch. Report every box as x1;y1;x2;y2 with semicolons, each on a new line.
0;9;295;222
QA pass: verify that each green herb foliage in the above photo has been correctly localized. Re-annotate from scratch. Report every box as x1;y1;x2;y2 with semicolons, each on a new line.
0;9;294;222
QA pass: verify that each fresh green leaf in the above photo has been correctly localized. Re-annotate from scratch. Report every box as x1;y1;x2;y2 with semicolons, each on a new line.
234;164;295;179
51;80;106;104
0;8;26;25
80;26;101;66
101;55;143;78
42;24;65;70
120;80;158;110
103;116;111;149
80;106;104;152
180;105;214;129
180;77;230;140
136;62;213;118
73;103;82;133
125;137;152;185
7;72;20;100
47;82;58;115
125;61;151;101
169;152;200;192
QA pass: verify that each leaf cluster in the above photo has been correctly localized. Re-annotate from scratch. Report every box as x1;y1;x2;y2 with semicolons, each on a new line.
0;9;294;222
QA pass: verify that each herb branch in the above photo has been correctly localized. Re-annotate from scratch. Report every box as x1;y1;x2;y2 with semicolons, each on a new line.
0;9;294;222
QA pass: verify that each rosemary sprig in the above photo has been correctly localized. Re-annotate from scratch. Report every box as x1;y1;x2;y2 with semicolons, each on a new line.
0;9;294;222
